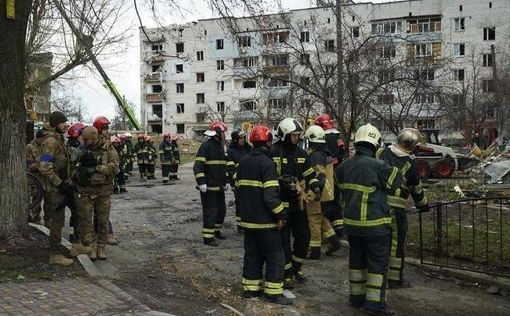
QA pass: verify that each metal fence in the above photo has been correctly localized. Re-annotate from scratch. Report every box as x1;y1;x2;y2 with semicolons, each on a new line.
418;197;510;277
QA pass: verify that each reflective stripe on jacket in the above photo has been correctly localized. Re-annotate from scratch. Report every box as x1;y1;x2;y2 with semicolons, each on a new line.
193;137;228;191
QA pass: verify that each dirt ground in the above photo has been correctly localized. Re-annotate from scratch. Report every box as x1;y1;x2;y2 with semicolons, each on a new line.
95;163;510;315
0;226;86;283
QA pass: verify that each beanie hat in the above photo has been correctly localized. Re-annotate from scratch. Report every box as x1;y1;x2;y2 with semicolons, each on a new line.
82;126;99;141
49;111;67;128
35;129;44;139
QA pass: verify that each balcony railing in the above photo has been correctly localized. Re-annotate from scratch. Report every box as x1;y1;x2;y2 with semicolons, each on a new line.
145;51;166;63
144;72;162;81
145;93;165;103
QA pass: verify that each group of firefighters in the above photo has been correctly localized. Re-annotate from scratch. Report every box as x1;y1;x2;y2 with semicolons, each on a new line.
194;114;429;314
26;111;182;266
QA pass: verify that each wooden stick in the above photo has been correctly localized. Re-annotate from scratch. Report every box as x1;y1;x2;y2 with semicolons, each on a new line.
220;302;244;316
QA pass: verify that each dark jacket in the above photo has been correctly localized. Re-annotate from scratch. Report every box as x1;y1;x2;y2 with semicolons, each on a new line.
226;142;251;184
159;141;174;164
377;146;427;209
335;146;402;236
171;141;180;164
237;147;284;229
133;142;150;164
193;137;228;191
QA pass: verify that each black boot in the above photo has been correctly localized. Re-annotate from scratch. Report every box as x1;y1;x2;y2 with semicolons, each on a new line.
388;279;411;289
293;269;307;284
325;236;341;256
243;290;262;298
119;187;127;193
308;247;321;260
204;238;219;247
264;294;293;305
215;231;226;240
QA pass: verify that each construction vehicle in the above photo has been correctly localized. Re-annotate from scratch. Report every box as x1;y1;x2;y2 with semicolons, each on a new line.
414;129;480;179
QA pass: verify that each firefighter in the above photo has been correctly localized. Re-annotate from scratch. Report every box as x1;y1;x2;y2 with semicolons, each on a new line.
66;122;85;243
193;121;229;247
377;128;429;288
146;136;157;180
74;126;119;260
315;113;344;237
335;123;402;314
134;134;149;181
119;134;130;181
93;116;111;141
112;136;127;193
226;129;251;232
38;111;76;266
303;125;341;259
160;133;174;184
26;129;45;224
237;125;292;305
124;132;134;176
270;117;323;285
169;135;181;181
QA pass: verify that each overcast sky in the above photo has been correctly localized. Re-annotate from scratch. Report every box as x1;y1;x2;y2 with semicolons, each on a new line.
75;0;383;121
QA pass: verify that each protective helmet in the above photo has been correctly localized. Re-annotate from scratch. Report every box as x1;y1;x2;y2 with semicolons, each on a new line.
110;136;121;144
67;122;85;138
396;128;423;153
146;135;153;143
305;125;326;143
124;132;133;138
82;126;99;141
250;125;272;143
119;134;127;141
93;116;111;133
277;118;303;138
315;114;335;130
163;133;171;140
137;134;145;140
354;123;381;148
49;111;67;128
205;120;228;137
231;129;247;142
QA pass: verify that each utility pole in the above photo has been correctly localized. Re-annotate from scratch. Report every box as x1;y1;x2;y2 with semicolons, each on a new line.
335;0;345;132
491;44;505;139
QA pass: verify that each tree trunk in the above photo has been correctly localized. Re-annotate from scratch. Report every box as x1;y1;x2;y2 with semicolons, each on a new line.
0;0;34;238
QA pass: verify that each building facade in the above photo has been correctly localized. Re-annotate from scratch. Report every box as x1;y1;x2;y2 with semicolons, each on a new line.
139;0;510;139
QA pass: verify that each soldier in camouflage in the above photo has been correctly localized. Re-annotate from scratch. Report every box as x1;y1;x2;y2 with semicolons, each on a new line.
38;111;77;266
74;126;119;260
26;129;45;224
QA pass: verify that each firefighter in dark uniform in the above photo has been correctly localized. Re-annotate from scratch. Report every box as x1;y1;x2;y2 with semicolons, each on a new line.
315;113;344;237
169;135;181;180
304;125;341;259
160;133;174;184
335;124;402;315
193;121;229;247
226;129;251;232
124;133;134;176
270;118;323;285
146;136;157;179
237;125;292;305
134;134;149;181
377;128;429;288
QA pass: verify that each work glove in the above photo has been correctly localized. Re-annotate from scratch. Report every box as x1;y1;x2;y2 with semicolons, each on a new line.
275;209;288;230
418;204;430;213
224;183;231;191
96;165;109;174
57;181;73;194
198;184;207;193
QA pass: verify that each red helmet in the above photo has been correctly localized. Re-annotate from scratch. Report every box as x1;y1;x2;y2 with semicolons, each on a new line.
209;120;228;132
250;125;272;143
67;122;85;138
93;116;111;133
163;133;171;140
110;136;121;144
119;134;127;141
315;114;335;130
137;133;145;140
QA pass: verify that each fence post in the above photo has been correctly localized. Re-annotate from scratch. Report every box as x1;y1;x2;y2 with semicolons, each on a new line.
436;204;443;257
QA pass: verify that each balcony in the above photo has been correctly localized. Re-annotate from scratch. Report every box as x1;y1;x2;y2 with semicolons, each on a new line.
144;72;162;82
145;51;166;64
145;92;165;103
148;112;163;122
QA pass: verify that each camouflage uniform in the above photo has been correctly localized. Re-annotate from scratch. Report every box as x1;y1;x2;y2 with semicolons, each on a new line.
26;139;43;223
74;137;119;247
38;123;72;256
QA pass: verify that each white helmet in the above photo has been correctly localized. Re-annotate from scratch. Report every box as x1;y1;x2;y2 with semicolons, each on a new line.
277;118;303;138
354;123;381;148
305;125;326;143
124;132;132;138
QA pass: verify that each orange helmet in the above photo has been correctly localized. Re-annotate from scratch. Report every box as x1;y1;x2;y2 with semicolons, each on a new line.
205;120;228;137
250;125;272;143
137;133;145;140
67;122;85;138
315;114;335;130
163;133;171;140
93;116;111;133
